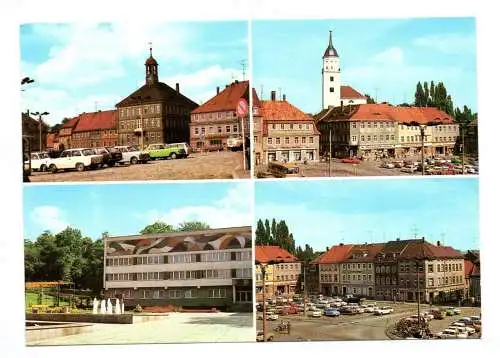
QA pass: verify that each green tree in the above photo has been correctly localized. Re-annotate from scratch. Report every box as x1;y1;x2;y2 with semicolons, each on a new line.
264;219;271;245
177;221;210;232
255;219;266;246
414;81;425;107
140;221;174;235
271;218;277;242
364;94;376;104
429;81;435;106
423;81;429;106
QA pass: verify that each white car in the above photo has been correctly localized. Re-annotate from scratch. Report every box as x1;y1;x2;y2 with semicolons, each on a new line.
48;148;103;173
436;329;466;339
115;145;149;165
450;322;475;335
363;304;378;313
447;326;469;338
29;152;52;172
266;313;279;321
374;306;394;315
309;309;322;318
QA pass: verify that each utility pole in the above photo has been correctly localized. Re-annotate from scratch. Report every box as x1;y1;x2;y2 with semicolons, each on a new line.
303;261;308;318
240;59;247;80
260;85;264;99
461;123;466;174
329;124;332;176
417;260;421;328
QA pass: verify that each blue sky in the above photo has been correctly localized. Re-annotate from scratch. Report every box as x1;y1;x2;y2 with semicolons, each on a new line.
23;182;251;241
20;21;248;125
255;177;479;252
252;18;477;114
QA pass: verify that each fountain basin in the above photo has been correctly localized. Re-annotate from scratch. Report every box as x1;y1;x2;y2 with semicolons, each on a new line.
26;313;134;324
26;321;93;344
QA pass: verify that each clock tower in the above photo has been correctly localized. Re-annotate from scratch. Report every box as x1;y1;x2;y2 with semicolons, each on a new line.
145;45;159;86
322;31;341;109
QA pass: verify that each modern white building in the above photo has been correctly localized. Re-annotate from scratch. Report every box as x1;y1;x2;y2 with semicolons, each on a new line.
103;226;253;311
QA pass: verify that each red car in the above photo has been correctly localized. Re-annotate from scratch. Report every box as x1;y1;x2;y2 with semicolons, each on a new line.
281;305;299;315
342;157;361;164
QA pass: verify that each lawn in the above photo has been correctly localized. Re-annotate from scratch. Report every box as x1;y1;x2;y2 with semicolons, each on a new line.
25;291;70;308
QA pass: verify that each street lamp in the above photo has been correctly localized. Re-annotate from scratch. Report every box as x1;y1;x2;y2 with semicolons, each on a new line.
416;260;422;327
419;124;426;176
32;111;49;152
256;259;282;342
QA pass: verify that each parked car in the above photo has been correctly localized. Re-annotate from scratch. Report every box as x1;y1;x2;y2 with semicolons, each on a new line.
443;307;458;316
29;152;52;172
342;157;361;164
401;166;417;173
227;135;244;151
430;310;444;320
374;306;394;315
324;308;341;317
256;330;274;342
447;326;470;338
452;308;462;315
48;148;103;173
381;162;395;169
340;306;357;315
450;322;475;335
436;328;466;339
281;305;299;315
114;145;149;164
309;309;322;317
94;147;123;167
266;312;279;321
363;304;378;313
145;143;188;160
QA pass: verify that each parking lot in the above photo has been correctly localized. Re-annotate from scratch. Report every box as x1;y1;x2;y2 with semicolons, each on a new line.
255;156;478;178
28;151;249;182
257;300;481;341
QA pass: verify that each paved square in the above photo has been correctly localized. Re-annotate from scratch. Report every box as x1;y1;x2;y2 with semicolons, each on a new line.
29;312;254;346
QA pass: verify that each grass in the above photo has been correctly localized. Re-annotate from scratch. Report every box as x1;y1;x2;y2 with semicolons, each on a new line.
25;291;70;308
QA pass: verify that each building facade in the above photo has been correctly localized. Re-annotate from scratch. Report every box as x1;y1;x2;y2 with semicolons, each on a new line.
103;227;253;311
259;91;320;164
58;117;80;150
464;119;478;157
340;244;382;298
315;104;459;159
116;47;198;148
255;246;301;300
189;81;254;152
315;244;352;296
22;111;49;152
71;110;118;148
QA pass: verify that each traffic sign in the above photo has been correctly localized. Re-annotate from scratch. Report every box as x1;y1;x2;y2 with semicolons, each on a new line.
236;98;249;117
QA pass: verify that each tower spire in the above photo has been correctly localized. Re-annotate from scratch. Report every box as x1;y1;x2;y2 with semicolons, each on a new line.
148;42;153;57
329;30;333;48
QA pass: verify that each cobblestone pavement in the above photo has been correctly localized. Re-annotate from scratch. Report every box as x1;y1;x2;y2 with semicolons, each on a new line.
29;312;254;346
29;151;247;182
257;302;481;341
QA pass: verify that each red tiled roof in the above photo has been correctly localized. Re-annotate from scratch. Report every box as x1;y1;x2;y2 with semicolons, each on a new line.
344;243;384;262
255;245;297;264
192;80;253;114
314;244;353;264
350;104;454;124
341;85;366;99
73;110;117;132
259;100;313;121
60;117;80;130
400;240;463;260
464;260;474;276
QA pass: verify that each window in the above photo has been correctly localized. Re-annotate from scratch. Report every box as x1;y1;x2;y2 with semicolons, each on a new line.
330;87;334;92
361;135;365;141
330;76;334;81
352;136;357;141
302;137;306;144
285;137;289;144
391;135;395;140
428;264;434;273
233;125;238;132
294;137;299;144
374;135;377;141
309;137;313;143
367;135;371;141
276;137;281;144
268;138;272;144
428;278;434;287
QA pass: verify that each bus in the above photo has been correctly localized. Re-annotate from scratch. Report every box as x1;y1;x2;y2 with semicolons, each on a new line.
267;161;302;178
23;135;31;182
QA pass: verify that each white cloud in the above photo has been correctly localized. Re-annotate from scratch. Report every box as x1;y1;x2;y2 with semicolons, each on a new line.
413;33;476;54
136;183;252;229
372;47;404;65
29;206;68;233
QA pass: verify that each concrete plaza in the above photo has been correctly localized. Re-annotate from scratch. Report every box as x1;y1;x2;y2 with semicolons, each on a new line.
29;312;254;346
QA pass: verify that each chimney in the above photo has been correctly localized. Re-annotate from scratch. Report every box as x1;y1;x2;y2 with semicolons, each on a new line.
283;94;286;101
437;241;441;247
235;80;239;84
216;86;220;95
176;83;179;93
339;243;344;246
341;101;344;111
271;90;276;101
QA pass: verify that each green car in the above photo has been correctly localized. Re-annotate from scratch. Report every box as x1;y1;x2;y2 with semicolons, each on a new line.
144;143;190;160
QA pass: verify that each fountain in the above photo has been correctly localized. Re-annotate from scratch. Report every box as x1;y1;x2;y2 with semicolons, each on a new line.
115;298;121;314
92;297;98;314
121;300;125;314
100;299;106;314
106;298;113;314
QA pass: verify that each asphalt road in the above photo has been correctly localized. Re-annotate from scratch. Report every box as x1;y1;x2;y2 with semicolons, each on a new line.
28;151;247;182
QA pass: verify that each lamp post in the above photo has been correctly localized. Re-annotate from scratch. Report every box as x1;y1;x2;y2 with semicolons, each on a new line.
257;259;283;342
461;123;466;175
416;260;421;327
328;124;332;177
32;111;49;152
419;125;426;176
303;260;309;318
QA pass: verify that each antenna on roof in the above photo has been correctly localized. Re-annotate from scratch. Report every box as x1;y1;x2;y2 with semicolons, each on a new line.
240;59;247;80
278;87;282;100
340;230;345;244
260;85;264;99
411;224;418;239
374;87;380;103
94;101;99;112
441;233;445;246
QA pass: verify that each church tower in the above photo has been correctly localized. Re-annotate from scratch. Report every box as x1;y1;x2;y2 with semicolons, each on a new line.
322;31;341;109
145;45;159;86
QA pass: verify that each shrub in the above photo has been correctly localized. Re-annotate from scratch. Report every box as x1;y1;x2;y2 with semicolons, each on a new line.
134;304;143;313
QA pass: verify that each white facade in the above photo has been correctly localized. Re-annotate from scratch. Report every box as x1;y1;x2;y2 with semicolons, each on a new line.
342;98;367;106
322;31;341;109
